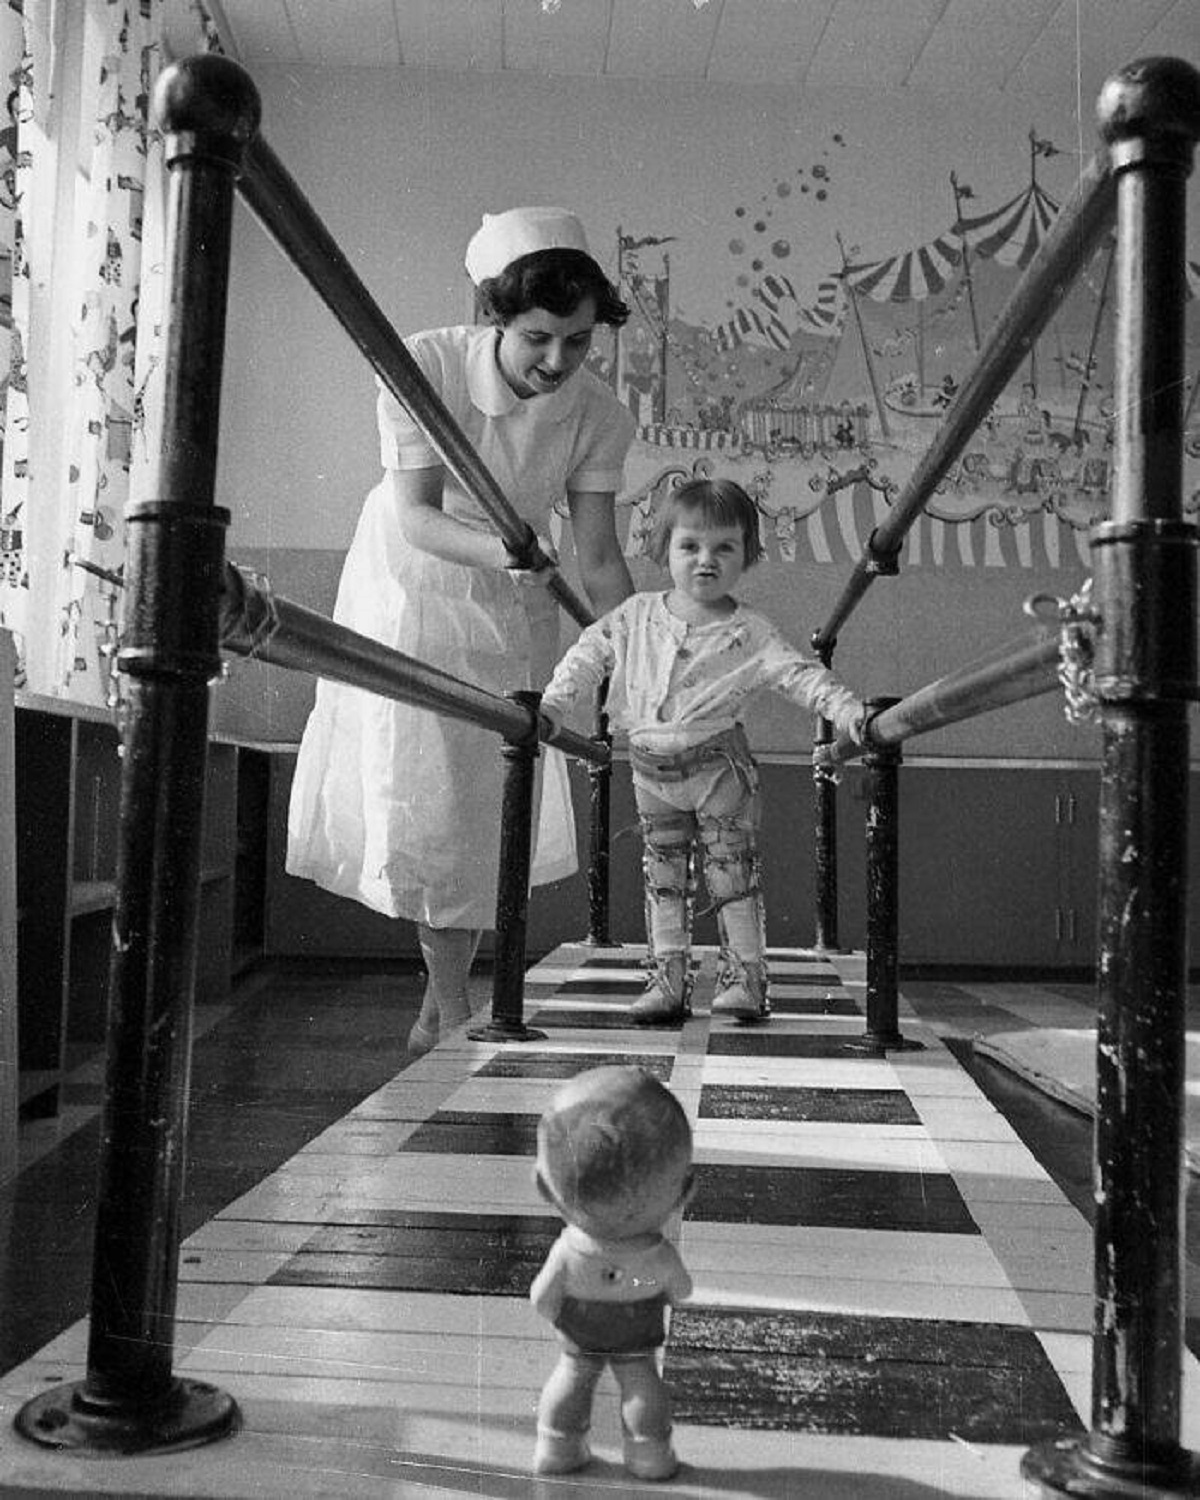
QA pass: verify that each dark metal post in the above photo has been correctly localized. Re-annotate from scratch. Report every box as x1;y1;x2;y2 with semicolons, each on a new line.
14;55;258;1454
811;713;839;952
470;692;548;1044
852;698;921;1054
582;681;615;947
1023;55;1200;1499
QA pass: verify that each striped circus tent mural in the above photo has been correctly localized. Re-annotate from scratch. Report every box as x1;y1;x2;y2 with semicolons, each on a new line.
761;479;1095;571
842;234;962;303
952;178;1061;268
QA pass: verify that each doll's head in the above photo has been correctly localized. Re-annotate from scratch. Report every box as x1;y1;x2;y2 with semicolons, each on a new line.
535;1066;694;1243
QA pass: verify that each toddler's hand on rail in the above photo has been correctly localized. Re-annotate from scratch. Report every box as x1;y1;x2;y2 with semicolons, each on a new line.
811;741;843;782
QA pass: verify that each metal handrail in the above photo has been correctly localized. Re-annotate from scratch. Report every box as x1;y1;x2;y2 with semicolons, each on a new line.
826;627;1062;762
811;148;1116;658
219;563;607;765
236;134;594;628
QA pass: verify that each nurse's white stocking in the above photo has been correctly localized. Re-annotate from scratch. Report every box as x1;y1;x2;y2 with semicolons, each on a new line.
410;925;480;1055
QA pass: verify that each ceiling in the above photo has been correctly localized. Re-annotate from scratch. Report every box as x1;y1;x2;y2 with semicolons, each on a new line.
192;0;1196;100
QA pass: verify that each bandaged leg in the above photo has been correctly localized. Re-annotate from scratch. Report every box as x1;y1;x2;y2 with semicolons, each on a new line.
640;808;696;957
632;807;697;1023
700;818;770;1022
411;924;478;1053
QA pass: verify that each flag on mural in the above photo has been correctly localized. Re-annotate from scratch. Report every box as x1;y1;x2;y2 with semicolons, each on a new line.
794;275;847;336
716;271;847;350
714;303;791;352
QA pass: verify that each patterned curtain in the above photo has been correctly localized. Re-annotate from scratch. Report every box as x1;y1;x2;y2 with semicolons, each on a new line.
0;0;166;699
57;0;165;701
0;0;35;687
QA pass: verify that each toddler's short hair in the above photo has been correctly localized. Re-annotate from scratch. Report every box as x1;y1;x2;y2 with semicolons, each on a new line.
649;477;764;568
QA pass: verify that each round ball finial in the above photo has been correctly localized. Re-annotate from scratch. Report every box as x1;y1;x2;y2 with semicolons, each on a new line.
153;54;262;146
1096;55;1200;150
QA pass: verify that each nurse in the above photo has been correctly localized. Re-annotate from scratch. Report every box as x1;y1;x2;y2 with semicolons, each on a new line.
287;207;636;1053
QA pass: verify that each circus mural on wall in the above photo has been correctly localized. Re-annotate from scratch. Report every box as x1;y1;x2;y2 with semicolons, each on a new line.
582;127;1200;572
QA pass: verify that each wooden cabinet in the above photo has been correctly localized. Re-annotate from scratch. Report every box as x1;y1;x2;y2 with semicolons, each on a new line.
259;752;1191;973
12;694;270;1119
834;764;1103;968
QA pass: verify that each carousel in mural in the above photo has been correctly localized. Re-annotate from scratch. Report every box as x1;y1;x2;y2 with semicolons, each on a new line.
598;132;1200;570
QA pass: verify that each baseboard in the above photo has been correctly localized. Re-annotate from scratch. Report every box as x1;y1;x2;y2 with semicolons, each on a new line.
902;963;1200;984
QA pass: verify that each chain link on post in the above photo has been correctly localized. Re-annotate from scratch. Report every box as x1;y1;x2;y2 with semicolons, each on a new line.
1023;579;1101;725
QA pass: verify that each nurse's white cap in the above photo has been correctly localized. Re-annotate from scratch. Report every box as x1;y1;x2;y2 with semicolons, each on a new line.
464;206;590;285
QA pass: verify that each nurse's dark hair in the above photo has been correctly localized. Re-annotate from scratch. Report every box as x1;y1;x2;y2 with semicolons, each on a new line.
478;248;630;327
649;477;764;569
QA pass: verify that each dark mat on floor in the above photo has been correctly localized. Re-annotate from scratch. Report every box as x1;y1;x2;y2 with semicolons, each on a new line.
688;1163;977;1233
766;994;861;1016
476;1051;673;1080
399;1110;539;1156
707;1033;881;1058
700;1084;920;1125
268;1210;559;1295
665;1305;1083;1442
528;1007;680;1030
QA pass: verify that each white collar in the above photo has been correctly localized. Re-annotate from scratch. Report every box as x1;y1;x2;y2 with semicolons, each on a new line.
465;324;583;424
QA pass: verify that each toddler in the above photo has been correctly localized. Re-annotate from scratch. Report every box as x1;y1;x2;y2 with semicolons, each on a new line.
540;477;868;1023
530;1065;695;1480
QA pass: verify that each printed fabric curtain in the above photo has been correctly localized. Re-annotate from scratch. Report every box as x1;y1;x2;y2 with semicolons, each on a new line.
0;0;167;700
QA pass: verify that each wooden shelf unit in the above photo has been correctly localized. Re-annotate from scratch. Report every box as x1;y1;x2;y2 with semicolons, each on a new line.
12;692;271;1120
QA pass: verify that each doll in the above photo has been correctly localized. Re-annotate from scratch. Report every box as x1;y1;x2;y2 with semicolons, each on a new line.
529;1065;695;1481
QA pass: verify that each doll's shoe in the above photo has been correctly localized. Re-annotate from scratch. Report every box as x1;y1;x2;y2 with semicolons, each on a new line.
630;955;692;1025
623;1433;679;1481
711;957;771;1023
533;1427;591;1475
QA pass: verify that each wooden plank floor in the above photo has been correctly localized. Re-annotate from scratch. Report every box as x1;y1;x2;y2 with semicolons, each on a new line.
2;945;1198;1497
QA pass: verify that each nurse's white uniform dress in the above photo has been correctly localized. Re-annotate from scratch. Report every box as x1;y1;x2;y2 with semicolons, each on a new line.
286;324;636;930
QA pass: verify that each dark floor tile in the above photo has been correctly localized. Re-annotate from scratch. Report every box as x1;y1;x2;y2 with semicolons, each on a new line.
399;1110;539;1156
477;1052;673;1080
766;972;841;985
665;1306;1082;1442
556;977;647;994
699;1084;920;1125
579;956;648;969
688;1163;978;1233
270;1255;544;1295
528;1007;666;1030
269;1212;560;1296
707;1033;881;1059
767;994;860;1017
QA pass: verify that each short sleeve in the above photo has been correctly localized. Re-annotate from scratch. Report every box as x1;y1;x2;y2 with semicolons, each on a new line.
376;333;445;471
567;386;637;495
